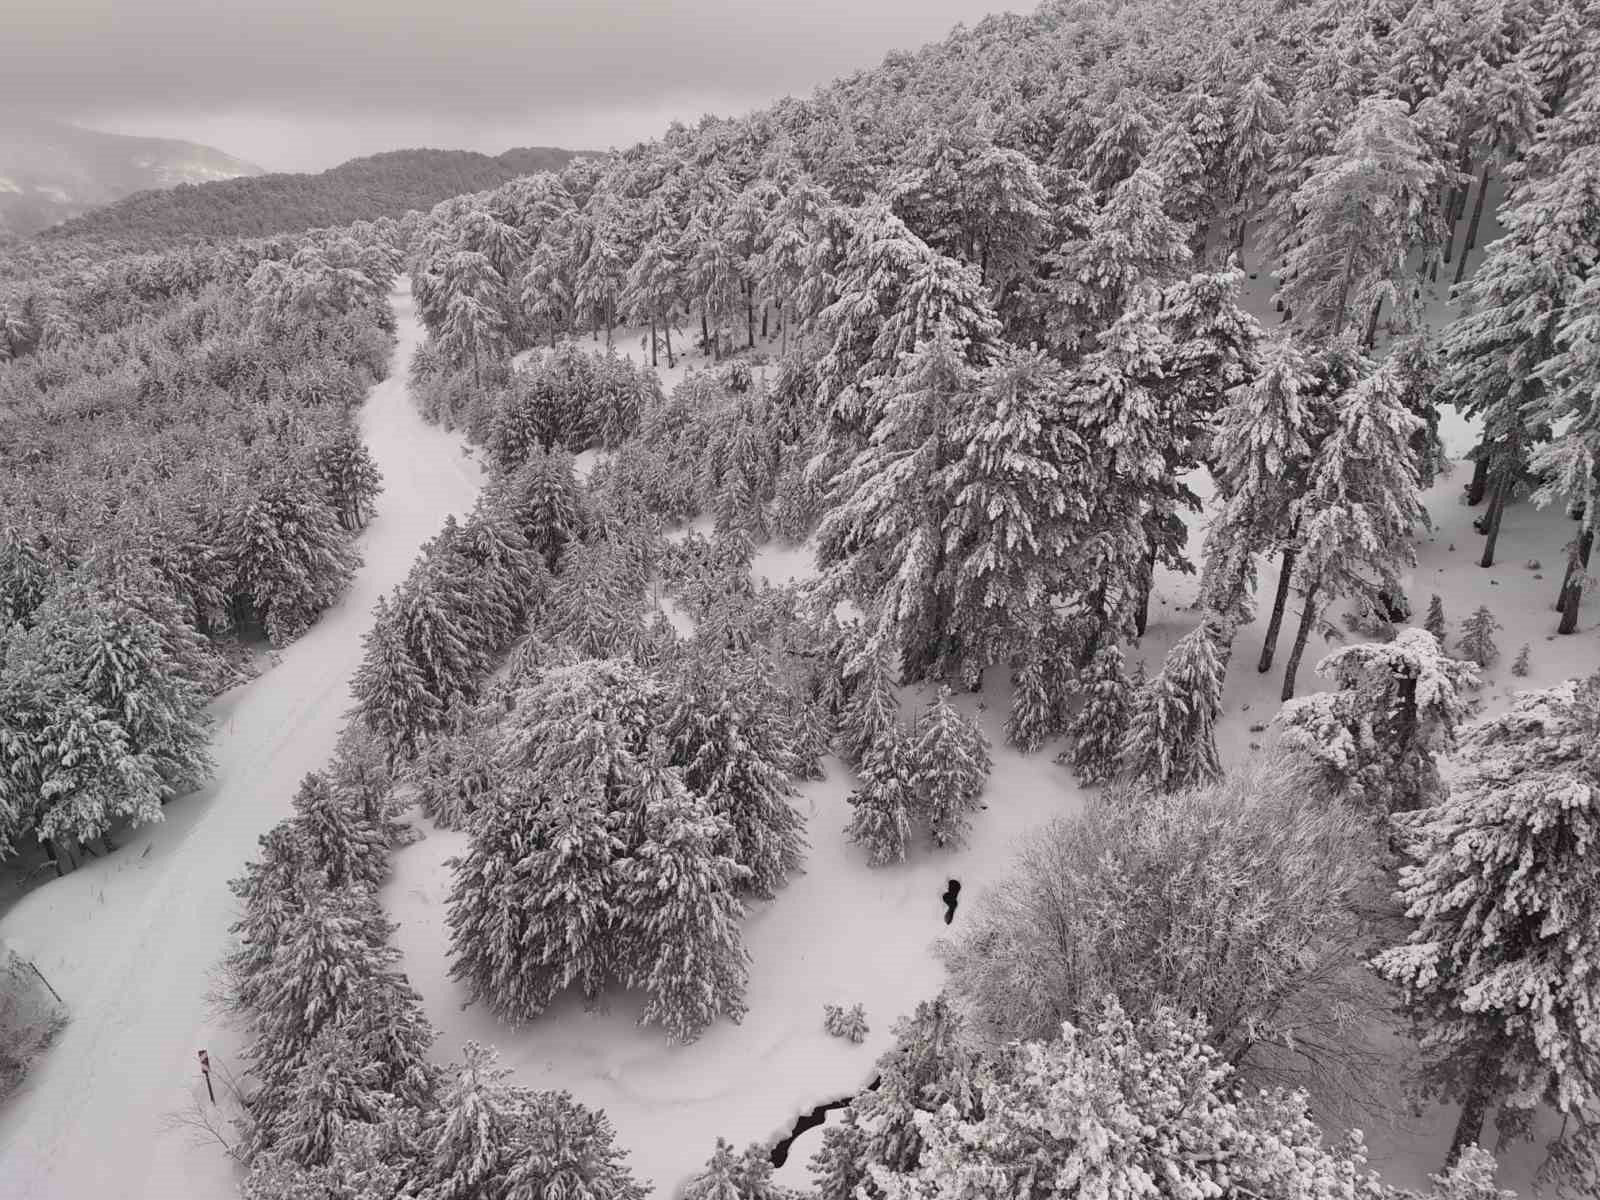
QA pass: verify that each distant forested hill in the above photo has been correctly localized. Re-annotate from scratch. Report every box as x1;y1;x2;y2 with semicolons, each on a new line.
42;146;584;245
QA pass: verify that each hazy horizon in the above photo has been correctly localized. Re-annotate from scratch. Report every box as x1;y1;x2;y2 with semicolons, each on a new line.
6;1;1027;173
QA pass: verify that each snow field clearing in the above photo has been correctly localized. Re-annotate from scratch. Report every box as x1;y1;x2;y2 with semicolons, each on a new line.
0;280;484;1200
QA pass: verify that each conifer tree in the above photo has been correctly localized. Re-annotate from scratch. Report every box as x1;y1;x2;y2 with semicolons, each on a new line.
1374;676;1600;1168
614;789;751;1043
1511;644;1531;677
845;729;918;868
811;994;978;1200
837;638;902;768
350;594;442;764
419;1043;646;1200
1279;628;1479;814
1456;605;1501;668
445;786;621;1022
409;701;500;830
291;769;390;890
684;1138;789;1200
1280;359;1427;700
660;653;807;898
1278;97;1442;340
312;422;384;532
1062;643;1134;786
1424;593;1448;642
1118;617;1226;794
909;686;991;848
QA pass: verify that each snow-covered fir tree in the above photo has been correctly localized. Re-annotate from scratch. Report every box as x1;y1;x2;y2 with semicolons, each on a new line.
1456;604;1501;668
682;1137;790;1200
844;728;918;867
1061;643;1134;786
836;636;902;768
417;1042;646;1200
824;1002;870;1044
811;994;978;1200
1118;616;1227;794
1278;627;1479;813
290;769;391;890
909;686;991;848
445;785;621;1023
1511;644;1531;676
1374;675;1600;1172
614;786;751;1043
313;421;384;532
1424;593;1448;642
350;594;443;763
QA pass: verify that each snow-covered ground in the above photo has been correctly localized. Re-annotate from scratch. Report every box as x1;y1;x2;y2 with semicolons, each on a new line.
0;279;483;1200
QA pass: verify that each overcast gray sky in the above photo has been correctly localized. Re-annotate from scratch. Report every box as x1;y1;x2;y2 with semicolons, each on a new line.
4;0;1027;171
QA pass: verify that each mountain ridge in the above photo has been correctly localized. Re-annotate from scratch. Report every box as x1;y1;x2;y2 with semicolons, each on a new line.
0;116;262;235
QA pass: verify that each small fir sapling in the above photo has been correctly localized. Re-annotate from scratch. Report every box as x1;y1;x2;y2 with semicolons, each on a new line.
1511;644;1530;676
824;1002;870;1044
1456;605;1502;668
1060;644;1134;785
910;686;992;847
1004;657;1055;752
789;693;834;780
1424;593;1448;642
845;730;918;867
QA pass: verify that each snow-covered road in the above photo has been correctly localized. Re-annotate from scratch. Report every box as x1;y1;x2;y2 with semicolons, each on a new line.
0;280;481;1200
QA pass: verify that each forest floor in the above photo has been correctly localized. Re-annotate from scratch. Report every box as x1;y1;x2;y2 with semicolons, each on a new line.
0;279;484;1200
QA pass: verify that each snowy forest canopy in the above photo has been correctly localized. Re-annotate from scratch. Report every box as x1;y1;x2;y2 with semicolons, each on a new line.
3;0;1600;1196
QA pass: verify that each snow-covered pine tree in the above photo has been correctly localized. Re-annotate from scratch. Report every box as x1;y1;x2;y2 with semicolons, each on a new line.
417;1043;646;1200
1424;593;1448;642
1118;617;1227;794
1004;656;1056;754
813;324;977;682
910;686;991;848
1511;644;1531;676
683;1138;790;1200
409;700;500;831
788;691;834;781
823;1002;871;1045
613;789;751;1043
942;346;1090;677
1456;605;1501;668
540;539;647;660
444;784;621;1023
487;447;583;571
1374;675;1600;1170
1278;97;1442;341
659;653;807;899
1202;336;1320;632
312;421;384;532
391;520;492;713
844;728;918;867
290;769;390;890
1061;643;1134;786
350;594;442;764
837;637;902;769
1280;358;1427;700
1278;627;1479;813
811;994;978;1200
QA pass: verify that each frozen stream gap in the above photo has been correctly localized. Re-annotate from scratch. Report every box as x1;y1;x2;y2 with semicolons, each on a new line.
0;279;483;1200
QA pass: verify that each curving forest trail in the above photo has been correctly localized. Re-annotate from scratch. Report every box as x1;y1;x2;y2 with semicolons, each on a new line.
0;280;480;1200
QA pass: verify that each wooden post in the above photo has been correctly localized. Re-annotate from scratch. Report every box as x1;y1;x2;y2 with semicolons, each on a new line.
198;1049;215;1105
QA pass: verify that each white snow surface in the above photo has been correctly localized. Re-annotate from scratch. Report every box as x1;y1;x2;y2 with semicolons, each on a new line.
0;279;484;1200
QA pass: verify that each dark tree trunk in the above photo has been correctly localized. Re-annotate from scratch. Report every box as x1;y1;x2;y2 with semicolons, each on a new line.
1557;528;1593;634
663;315;675;368
761;304;769;340
1363;294;1383;348
649;317;658;368
1447;1046;1501;1166
1280;575;1322;701
701;311;710;357
1481;468;1510;568
1454;162;1492;288
1134;545;1158;638
1467;448;1490;506
1258;546;1298;673
44;838;64;878
1464;160;1492;254
746;288;755;349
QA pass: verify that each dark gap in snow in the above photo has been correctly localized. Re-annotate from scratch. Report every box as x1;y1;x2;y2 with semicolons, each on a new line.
769;1075;882;1167
942;879;961;925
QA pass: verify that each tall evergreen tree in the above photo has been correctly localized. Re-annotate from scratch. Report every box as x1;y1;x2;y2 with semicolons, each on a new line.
1375;676;1600;1169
